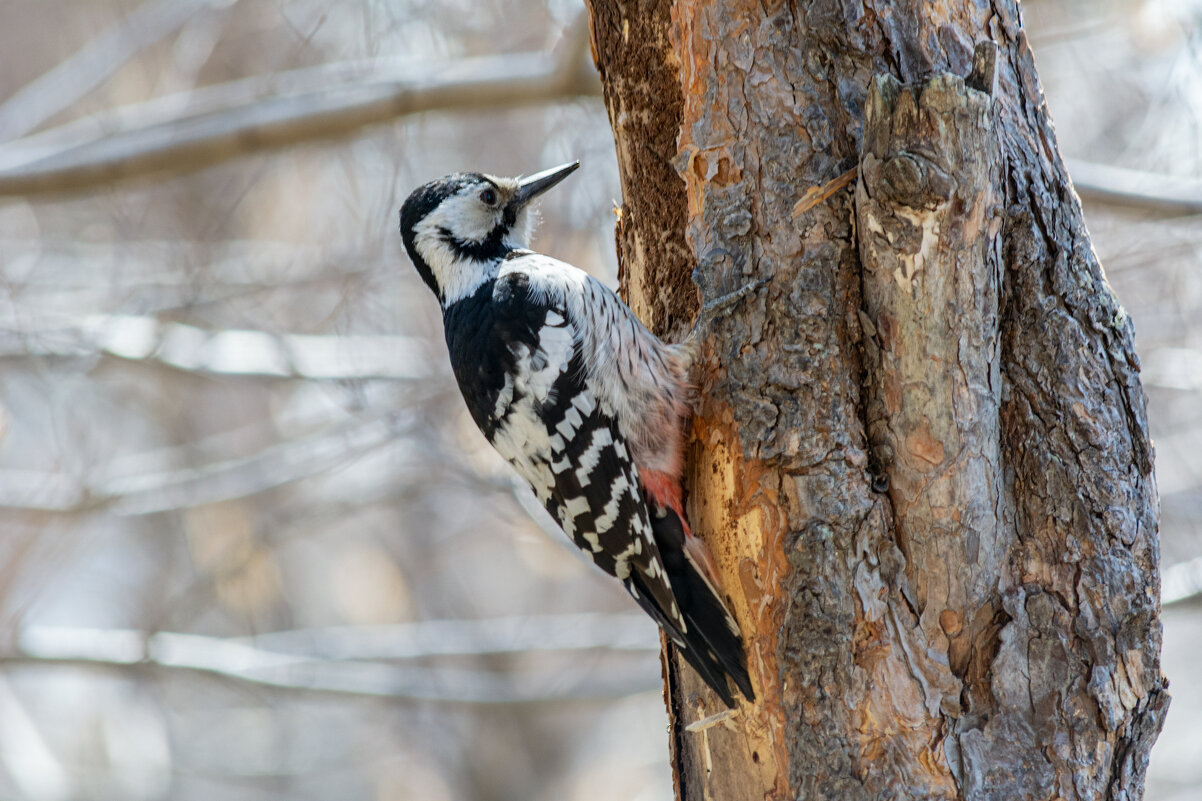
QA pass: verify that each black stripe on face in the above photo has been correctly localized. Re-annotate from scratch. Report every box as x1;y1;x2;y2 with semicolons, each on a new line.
437;223;509;264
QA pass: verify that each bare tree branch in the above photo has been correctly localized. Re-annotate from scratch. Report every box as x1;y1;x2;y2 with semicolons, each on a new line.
0;17;598;196
1;313;429;380
230;613;658;658
1163;548;1202;606
5;617;660;703
1067;157;1202;214
0;0;227;141
0;410;417;514
0;238;374;289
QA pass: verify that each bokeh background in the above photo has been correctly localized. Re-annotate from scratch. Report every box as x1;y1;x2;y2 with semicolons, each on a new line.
0;1;1199;799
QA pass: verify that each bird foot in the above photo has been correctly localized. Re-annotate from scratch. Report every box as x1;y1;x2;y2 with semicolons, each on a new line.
676;277;770;366
697;277;770;328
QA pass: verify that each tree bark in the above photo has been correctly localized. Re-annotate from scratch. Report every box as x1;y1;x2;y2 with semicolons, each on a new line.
585;1;1168;800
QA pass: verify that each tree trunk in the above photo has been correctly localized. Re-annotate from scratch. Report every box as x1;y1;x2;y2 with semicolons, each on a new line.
584;1;1168;800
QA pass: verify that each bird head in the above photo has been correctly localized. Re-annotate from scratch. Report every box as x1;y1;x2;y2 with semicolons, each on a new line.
399;161;579;306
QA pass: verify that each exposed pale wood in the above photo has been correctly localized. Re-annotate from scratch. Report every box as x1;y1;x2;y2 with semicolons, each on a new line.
856;68;1004;794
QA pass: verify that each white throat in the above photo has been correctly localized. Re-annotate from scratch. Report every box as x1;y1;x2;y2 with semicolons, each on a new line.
419;238;502;305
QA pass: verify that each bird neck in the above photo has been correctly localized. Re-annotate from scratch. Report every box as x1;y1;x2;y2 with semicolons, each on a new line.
437;256;504;309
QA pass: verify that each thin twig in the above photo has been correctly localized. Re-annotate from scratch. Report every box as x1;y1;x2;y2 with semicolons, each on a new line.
0;410;416;514
1066;158;1202;215
684;708;734;732
0;0;224;141
0;20;598;196
791;167;858;217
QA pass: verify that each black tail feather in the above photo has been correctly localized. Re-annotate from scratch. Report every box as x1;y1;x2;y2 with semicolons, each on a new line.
630;506;754;707
624;572;738;707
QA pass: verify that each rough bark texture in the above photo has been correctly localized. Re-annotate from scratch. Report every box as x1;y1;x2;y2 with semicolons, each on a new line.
585;0;698;336
584;1;1167;800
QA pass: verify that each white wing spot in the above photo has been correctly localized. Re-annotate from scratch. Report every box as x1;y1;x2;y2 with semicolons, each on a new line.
582;529;601;552
556;405;584;439
723;611;740;635
563;495;590;520
526;325;574;399
592;474;630;531
493;373;514;419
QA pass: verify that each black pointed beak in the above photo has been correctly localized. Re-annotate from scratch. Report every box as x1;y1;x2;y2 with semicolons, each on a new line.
511;161;580;208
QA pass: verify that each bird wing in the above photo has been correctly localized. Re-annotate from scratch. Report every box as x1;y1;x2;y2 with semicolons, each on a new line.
489;255;688;632
489;252;753;706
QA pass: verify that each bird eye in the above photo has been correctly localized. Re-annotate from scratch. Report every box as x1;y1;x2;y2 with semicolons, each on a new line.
480;188;498;206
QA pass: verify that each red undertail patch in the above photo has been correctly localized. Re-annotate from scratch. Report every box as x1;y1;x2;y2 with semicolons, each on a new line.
640;469;690;535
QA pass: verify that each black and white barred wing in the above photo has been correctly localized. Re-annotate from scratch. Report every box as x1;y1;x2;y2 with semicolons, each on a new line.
488;255;687;634
489;253;753;706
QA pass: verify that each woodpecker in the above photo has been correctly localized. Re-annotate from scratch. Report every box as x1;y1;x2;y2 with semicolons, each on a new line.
399;161;755;707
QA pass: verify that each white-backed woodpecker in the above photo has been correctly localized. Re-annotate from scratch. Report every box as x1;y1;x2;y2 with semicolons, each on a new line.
399;162;754;706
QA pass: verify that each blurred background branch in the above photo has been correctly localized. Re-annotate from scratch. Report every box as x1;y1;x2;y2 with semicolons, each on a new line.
0;0;225;141
0;13;598;196
1065;157;1202;214
7;615;660;703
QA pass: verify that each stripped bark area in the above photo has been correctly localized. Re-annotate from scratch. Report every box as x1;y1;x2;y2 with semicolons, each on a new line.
586;0;1166;799
855;67;1005;795
585;0;696;337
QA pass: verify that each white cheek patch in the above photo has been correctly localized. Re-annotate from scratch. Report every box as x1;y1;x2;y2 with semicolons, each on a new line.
413;227;495;305
438;193;500;243
412;191;509;305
